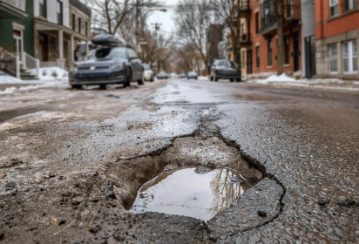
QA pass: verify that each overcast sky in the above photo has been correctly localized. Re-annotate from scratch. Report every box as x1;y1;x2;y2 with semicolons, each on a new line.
147;0;180;35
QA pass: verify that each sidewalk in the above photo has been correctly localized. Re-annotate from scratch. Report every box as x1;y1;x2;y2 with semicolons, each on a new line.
247;74;359;91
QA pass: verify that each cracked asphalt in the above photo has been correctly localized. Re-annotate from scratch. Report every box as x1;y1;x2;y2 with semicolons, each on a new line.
0;79;359;243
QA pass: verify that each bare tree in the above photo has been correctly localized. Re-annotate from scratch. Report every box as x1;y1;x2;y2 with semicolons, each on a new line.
175;0;214;74
87;0;161;36
210;0;241;73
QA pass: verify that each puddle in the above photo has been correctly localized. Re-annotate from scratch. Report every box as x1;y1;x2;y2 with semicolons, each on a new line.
130;167;254;221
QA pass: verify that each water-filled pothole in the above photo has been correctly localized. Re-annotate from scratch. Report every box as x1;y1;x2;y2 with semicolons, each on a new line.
130;166;255;221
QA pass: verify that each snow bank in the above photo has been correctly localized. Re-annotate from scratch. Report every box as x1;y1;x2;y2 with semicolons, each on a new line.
0;72;23;84
261;74;296;83
30;67;68;81
198;76;209;81
0;83;68;96
0;87;17;95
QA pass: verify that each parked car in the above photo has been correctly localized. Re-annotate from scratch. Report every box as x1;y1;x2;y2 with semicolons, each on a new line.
142;63;155;82
178;73;186;79
210;60;241;82
156;71;168;80
187;72;198;80
69;34;144;89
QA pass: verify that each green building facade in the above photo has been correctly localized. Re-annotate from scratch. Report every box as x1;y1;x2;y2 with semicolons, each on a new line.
0;0;34;56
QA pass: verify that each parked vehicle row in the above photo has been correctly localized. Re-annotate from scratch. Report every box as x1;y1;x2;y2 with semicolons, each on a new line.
69;34;160;90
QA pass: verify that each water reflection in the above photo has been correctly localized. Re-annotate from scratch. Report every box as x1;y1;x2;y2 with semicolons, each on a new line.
130;167;254;221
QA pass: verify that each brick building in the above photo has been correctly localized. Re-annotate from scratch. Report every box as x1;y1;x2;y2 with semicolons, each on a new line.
315;0;359;79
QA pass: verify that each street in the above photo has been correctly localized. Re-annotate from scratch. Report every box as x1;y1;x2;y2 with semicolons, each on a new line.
0;79;358;243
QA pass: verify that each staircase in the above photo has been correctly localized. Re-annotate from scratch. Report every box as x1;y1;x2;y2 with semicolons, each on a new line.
0;48;40;80
20;69;37;80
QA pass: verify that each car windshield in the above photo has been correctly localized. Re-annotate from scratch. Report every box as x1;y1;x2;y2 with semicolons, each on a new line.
83;50;96;60
189;72;197;75
159;72;166;75
229;61;238;68
95;48;127;59
143;64;151;70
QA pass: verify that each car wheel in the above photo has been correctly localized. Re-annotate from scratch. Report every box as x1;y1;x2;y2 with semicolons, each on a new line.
236;78;241;82
230;79;234;82
138;79;144;85
99;84;107;89
71;85;82;89
214;73;219;82
124;69;131;88
150;76;154;82
210;76;214;81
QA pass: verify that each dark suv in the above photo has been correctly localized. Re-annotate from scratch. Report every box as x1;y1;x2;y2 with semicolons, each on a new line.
69;44;144;89
210;60;241;82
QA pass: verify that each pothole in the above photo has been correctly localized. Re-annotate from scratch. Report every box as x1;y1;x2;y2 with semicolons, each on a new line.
130;166;255;221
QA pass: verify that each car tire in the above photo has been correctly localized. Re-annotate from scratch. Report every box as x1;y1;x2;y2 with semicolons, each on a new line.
99;84;107;89
214;73;219;82
150;76;154;82
124;69;131;88
230;79;234;82
236;78;241;82
71;85;82;89
138;79;144;85
210;76;214;81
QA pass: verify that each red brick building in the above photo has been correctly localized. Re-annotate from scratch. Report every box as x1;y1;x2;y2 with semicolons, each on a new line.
238;0;302;79
315;0;359;79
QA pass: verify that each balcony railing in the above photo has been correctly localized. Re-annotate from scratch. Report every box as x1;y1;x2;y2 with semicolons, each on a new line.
0;0;26;12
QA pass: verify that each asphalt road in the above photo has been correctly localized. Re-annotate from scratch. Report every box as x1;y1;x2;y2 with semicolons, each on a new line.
0;79;359;243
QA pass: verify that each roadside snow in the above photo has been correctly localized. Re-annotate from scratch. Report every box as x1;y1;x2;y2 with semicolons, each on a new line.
30;67;68;82
0;82;68;96
0;72;23;84
198;76;209;81
257;74;296;83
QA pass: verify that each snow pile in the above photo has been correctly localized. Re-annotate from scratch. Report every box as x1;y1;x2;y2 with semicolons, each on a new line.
30;67;68;81
0;87;17;95
198;76;209;81
260;74;296;83
0;72;23;84
0;83;68;96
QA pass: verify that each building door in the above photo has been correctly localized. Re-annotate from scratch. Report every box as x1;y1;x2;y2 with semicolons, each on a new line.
38;33;49;62
246;49;252;74
13;30;23;61
293;32;300;72
304;35;316;78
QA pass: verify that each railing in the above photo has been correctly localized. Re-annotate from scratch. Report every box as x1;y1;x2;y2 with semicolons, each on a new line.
239;34;251;43
0;49;20;78
0;0;26;12
261;2;301;31
23;52;40;78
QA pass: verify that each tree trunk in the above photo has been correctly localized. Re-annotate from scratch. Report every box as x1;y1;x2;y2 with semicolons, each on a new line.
276;0;284;75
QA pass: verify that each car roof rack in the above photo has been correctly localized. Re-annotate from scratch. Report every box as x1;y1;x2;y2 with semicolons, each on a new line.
92;34;131;48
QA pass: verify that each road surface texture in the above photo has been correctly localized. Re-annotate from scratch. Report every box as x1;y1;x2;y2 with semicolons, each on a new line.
0;79;359;243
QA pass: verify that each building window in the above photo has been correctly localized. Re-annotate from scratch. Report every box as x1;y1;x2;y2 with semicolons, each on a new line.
57;1;63;25
85;22;88;36
268;39;273;67
342;41;358;73
256;46;260;68
39;0;47;18
255;12;259;34
78;18;82;34
284;35;290;65
287;0;292;18
329;0;339;17
344;0;358;11
328;44;338;73
72;14;76;30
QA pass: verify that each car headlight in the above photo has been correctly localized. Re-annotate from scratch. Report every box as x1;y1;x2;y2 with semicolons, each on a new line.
70;66;78;72
109;64;125;70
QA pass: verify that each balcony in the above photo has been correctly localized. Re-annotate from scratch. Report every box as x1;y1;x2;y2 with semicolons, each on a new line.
0;0;27;18
238;0;251;17
238;34;251;48
260;2;301;37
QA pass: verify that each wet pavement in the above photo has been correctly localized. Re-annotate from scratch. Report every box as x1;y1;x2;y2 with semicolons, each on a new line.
0;79;359;243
